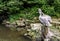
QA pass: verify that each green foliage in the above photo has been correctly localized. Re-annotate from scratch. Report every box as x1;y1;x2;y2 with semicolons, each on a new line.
54;0;60;13
0;3;5;14
9;7;38;22
26;0;47;4
41;5;55;16
0;0;60;22
54;0;60;4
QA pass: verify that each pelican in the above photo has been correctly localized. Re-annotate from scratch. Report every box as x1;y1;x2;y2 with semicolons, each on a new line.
38;9;52;27
38;9;53;41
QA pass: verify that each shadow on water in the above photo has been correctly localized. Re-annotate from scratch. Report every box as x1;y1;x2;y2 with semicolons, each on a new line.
0;24;32;41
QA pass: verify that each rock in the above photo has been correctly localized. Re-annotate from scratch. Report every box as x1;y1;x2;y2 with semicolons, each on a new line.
5;24;11;27
5;24;16;28
25;21;30;29
25;21;30;26
26;19;30;22
2;18;27;31
44;39;49;41
16;20;20;26
30;23;42;31
11;22;16;25
35;37;41;41
33;17;39;23
24;23;42;41
16;19;25;27
27;29;31;32
5;22;17;28
6;21;10;24
34;17;38;20
50;37;60;41
2;20;10;24
16;28;25;31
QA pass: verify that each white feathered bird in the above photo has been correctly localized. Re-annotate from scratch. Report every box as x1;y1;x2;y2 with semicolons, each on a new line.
38;9;52;27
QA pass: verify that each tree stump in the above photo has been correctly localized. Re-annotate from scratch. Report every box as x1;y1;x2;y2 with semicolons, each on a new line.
41;26;48;41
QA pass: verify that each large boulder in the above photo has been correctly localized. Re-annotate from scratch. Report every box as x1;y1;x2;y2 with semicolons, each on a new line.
30;23;42;31
24;23;42;41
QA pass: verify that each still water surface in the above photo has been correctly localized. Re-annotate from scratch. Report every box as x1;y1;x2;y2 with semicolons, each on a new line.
0;25;31;41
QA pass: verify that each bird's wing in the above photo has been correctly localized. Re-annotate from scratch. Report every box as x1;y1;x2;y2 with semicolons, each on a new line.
44;15;52;23
39;16;52;26
47;16;52;23
39;16;46;25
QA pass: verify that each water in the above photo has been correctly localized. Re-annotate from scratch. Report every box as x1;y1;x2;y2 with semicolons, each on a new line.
0;25;31;41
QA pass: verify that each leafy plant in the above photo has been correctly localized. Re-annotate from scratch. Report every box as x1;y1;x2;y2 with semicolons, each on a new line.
0;0;60;22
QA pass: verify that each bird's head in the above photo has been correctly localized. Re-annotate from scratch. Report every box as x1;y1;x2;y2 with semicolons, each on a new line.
38;8;44;16
38;9;42;14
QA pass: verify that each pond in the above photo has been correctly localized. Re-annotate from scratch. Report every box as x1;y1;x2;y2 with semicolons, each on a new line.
0;25;31;41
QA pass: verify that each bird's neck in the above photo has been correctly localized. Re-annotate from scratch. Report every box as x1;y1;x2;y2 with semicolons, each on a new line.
40;13;44;16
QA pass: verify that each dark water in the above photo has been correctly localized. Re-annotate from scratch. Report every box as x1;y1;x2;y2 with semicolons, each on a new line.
0;25;31;41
